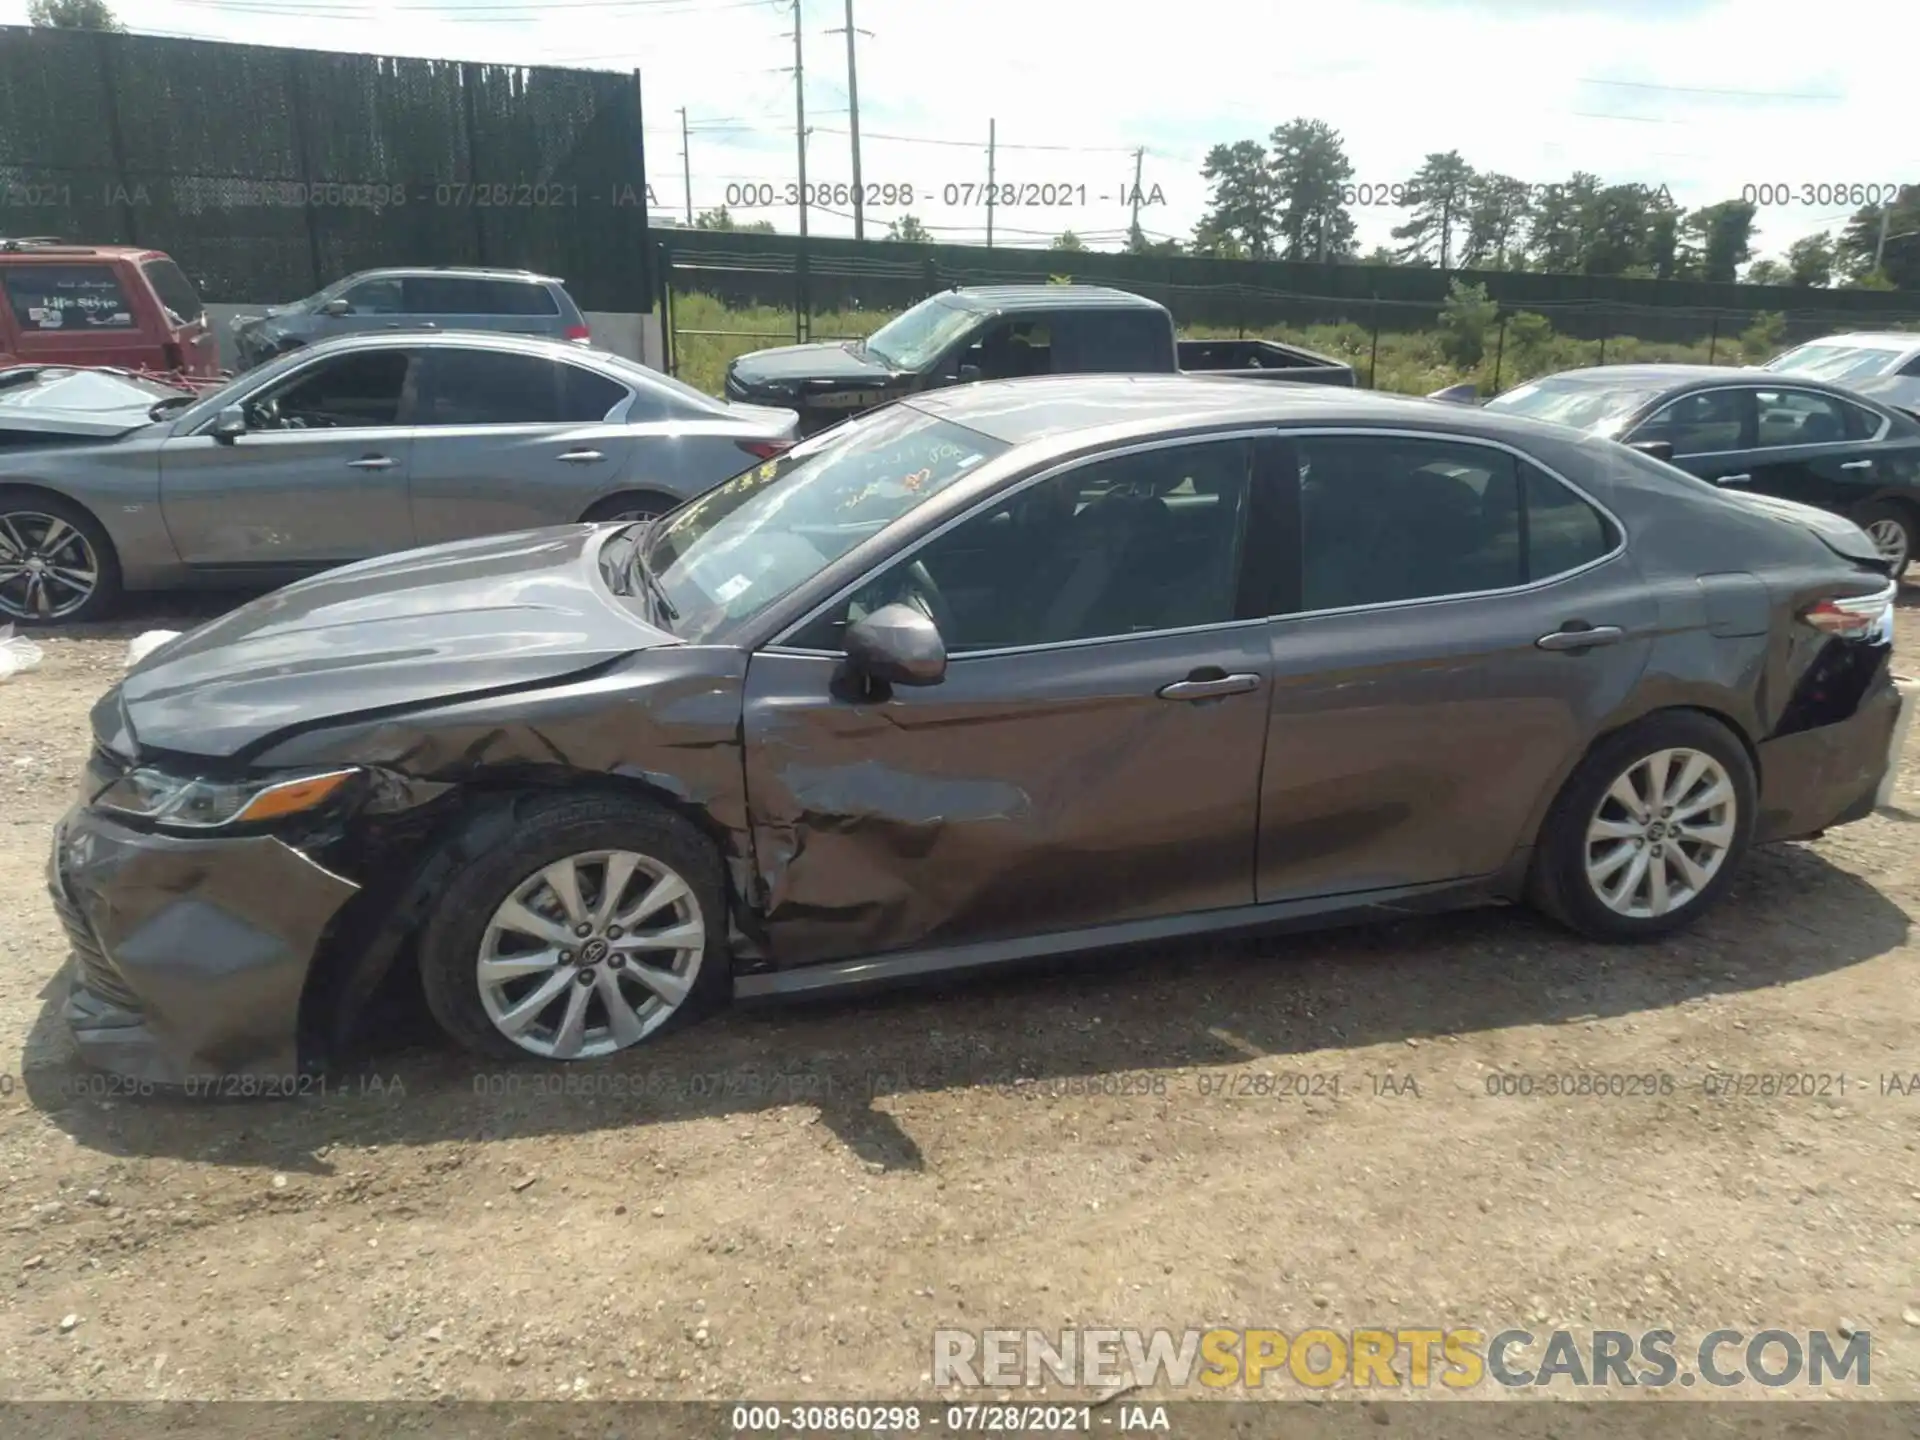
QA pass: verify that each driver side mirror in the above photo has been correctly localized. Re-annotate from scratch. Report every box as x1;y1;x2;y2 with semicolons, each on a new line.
957;363;982;384
209;405;248;444
319;298;353;317
843;603;947;688
1628;439;1675;463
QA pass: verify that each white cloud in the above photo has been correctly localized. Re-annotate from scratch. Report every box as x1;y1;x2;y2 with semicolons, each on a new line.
3;0;1914;258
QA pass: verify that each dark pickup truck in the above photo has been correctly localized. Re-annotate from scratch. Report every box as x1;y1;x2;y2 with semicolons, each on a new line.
723;283;1354;432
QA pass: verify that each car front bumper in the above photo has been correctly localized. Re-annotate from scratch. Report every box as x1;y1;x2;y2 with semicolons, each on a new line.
48;805;360;1087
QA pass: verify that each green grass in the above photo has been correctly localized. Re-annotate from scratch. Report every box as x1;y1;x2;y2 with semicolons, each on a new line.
665;290;1765;399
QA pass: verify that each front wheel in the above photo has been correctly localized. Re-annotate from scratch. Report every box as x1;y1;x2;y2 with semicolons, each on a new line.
0;490;122;624
1529;712;1756;941
417;793;730;1062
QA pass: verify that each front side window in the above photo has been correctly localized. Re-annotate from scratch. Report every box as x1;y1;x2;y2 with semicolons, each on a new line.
2;264;134;331
402;276;486;314
972;317;1053;380
1752;387;1854;447
244;351;412;429
795;439;1254;654
641;404;1009;641
1627;389;1749;456
861;296;983;371
339;278;404;315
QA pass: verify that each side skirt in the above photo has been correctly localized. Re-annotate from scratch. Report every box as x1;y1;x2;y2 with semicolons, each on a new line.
732;872;1512;1001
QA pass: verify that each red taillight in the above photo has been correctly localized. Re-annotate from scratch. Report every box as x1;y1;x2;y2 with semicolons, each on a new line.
1803;583;1896;640
564;324;591;343
736;439;793;461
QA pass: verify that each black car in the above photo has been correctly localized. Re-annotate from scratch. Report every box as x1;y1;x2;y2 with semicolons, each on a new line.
50;375;1903;1086
1484;365;1920;575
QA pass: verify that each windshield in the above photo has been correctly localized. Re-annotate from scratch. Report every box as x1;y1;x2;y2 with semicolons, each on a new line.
1484;378;1666;435
1763;343;1906;382
639;404;1008;640
862;296;983;371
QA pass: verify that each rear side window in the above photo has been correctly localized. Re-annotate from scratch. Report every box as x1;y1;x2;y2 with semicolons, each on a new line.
1522;464;1618;579
1753;388;1852;447
1901;354;1920;378
140;258;204;324
477;280;560;316
1292;436;1617;613
560;364;629;421
2;264;134;332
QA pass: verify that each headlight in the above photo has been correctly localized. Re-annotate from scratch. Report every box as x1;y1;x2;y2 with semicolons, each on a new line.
94;766;360;829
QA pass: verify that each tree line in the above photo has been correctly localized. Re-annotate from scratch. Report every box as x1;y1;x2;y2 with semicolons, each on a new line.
1152;118;1918;290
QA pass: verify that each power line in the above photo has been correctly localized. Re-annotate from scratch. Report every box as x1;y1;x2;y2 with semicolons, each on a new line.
1577;76;1841;102
810;125;1136;155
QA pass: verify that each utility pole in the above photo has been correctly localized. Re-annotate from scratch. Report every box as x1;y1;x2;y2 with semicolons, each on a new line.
1127;146;1143;250
985;118;996;249
678;107;692;225
842;0;864;239
1875;204;1893;273
792;0;808;246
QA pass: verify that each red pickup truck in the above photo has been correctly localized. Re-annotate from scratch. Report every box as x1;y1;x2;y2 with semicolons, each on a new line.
0;239;220;379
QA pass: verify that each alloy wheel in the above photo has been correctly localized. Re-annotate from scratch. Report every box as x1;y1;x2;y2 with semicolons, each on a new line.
1865;518;1909;577
1583;747;1736;919
0;511;99;620
475;848;706;1059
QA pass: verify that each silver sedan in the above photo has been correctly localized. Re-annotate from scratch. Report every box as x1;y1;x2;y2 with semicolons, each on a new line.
0;333;798;622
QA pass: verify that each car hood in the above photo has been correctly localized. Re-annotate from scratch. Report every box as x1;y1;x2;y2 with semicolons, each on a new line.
0;367;183;437
728;341;893;387
1725;491;1884;567
103;526;677;759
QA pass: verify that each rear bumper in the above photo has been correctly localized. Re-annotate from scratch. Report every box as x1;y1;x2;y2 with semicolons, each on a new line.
1754;669;1902;842
47;806;359;1087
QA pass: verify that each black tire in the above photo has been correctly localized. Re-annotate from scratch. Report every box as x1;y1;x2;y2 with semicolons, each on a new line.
1528;710;1757;942
582;490;680;525
1849;498;1914;580
416;791;730;1063
0;487;123;625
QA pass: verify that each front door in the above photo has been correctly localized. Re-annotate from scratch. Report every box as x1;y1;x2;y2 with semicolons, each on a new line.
406;346;633;544
159;348;417;568
742;434;1276;968
1255;433;1658;902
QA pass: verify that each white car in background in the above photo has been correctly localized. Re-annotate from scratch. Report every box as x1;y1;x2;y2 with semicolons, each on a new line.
1763;331;1920;417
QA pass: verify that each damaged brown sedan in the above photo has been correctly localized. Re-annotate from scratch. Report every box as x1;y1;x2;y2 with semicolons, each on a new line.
48;374;1907;1084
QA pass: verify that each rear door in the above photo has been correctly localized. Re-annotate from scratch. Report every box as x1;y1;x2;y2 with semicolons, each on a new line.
407;345;633;544
158;347;418;568
1741;385;1920;516
1254;431;1658;903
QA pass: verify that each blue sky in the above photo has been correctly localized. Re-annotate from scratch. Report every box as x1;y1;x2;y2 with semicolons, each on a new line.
3;0;1912;263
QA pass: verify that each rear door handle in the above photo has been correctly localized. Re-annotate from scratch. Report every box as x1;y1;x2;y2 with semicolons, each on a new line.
348;455;396;470
557;449;605;464
1715;473;1752;486
1841;459;1875;472
1537;625;1624;651
1158;673;1261;700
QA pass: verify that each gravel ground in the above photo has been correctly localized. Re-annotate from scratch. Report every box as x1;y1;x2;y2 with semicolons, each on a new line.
0;593;1916;1405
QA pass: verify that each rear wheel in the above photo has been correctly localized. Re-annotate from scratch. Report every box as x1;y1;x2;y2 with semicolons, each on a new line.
582;490;679;526
416;793;729;1062
1851;499;1913;580
0;490;122;624
1529;711;1755;941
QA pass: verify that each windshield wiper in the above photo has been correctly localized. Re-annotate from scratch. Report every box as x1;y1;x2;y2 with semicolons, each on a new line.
624;526;679;623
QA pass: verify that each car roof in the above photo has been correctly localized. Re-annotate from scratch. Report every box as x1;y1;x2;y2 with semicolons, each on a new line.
342;266;565;285
940;285;1162;315
1784;332;1920;351
1521;364;1899;401
248;329;604;364
905;372;1587;449
0;241;175;262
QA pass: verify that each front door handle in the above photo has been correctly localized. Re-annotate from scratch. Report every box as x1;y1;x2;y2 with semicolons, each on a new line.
1537;625;1624;651
557;449;606;464
1158;673;1261;701
1840;459;1874;472
1715;473;1752;486
348;454;396;470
